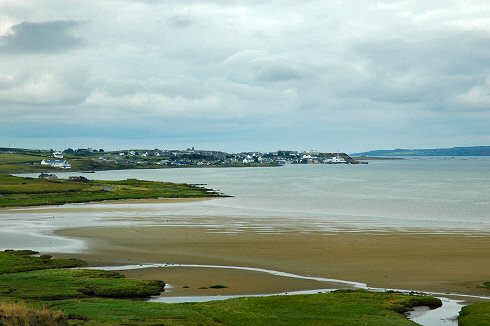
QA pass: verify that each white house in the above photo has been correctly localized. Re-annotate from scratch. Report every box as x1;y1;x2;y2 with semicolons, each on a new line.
41;159;71;169
327;153;345;163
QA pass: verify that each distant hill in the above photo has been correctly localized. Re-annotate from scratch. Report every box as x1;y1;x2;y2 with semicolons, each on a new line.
351;146;490;157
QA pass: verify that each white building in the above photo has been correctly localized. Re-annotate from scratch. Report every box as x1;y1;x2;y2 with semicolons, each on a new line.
41;159;71;169
329;153;345;163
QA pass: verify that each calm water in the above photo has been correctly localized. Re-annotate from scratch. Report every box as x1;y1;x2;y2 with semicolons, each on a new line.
2;157;489;252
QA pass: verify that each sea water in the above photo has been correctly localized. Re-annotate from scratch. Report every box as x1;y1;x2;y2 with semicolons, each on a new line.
3;157;489;244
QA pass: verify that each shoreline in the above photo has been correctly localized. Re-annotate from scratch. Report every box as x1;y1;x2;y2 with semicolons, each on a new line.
81;263;490;302
0;196;211;210
53;225;490;300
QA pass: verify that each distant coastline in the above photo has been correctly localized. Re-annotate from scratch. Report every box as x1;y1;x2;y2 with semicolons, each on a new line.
0;147;365;174
351;145;490;157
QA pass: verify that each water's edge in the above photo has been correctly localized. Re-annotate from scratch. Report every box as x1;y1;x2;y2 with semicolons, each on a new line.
81;263;489;326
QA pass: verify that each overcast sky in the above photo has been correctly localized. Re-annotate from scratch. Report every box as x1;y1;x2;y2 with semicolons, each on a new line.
1;0;489;153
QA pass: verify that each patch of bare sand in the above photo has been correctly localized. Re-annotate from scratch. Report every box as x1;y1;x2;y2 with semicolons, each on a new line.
54;226;490;298
123;267;342;296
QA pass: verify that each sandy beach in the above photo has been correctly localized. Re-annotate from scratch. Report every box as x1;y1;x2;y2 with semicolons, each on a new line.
54;225;490;299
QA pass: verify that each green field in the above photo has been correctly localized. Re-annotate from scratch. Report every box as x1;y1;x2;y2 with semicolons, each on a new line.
0;174;222;207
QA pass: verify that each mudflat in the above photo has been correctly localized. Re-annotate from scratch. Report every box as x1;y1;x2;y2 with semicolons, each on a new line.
54;226;490;298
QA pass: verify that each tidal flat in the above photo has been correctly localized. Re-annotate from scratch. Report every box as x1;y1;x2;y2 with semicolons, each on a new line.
55;225;490;298
2;159;489;324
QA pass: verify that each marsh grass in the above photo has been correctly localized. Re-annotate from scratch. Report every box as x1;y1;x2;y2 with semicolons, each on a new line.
0;250;449;325
0;302;67;326
459;302;490;326
0;269;165;300
46;291;442;325
0;251;165;302
0;250;87;275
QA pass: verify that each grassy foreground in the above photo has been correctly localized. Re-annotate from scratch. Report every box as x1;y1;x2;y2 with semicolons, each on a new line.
0;174;222;207
47;291;441;326
0;251;449;325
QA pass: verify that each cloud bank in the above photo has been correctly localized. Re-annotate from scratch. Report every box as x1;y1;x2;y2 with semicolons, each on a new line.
0;0;489;152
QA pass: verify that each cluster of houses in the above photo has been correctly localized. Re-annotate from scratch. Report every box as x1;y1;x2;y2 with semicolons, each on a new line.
36;147;361;170
92;148;359;166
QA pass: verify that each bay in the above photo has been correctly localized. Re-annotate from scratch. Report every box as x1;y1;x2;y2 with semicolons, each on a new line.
2;157;489;253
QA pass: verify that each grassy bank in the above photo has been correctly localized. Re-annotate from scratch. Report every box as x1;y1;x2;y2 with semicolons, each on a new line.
0;250;87;274
0;174;222;208
459;302;490;326
0;251;446;325
46;291;442;326
5;250;490;325
0;251;164;301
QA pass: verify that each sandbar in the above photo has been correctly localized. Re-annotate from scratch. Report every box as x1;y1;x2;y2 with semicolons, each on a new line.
54;226;490;298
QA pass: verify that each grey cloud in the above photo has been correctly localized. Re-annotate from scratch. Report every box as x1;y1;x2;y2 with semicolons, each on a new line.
168;16;193;28
0;20;84;54
255;62;304;82
0;0;488;151
353;32;490;76
340;31;490;106
222;52;307;83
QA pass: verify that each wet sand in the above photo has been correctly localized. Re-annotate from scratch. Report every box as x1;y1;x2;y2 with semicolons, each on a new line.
0;197;210;211
54;226;490;298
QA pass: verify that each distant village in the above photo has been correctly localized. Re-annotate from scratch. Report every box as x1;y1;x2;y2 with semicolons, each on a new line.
36;147;366;169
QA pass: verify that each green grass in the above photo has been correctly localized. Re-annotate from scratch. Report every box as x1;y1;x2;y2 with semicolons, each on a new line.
0;153;45;164
44;290;441;325
0;250;453;326
0;250;87;275
0;251;164;302
0;269;165;300
0;175;222;207
459;302;490;326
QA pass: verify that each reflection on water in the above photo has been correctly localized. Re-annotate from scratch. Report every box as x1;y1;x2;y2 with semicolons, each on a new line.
2;158;489;251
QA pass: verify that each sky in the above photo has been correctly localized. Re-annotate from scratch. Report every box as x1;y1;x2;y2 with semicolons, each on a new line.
0;0;489;153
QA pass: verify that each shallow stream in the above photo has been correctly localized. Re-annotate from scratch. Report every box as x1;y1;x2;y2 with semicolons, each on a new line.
84;263;486;326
